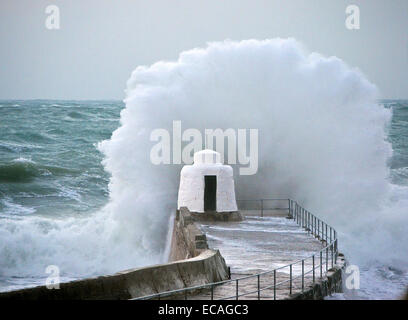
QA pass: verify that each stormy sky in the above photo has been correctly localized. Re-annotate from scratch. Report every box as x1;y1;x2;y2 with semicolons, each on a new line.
0;0;407;99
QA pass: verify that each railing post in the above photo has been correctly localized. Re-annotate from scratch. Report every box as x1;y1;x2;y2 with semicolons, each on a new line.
330;227;332;243
331;243;334;268
326;224;328;243
274;269;276;300
315;216;317;235
305;211;307;229
312;255;315;282
320;251;323;278
306;210;307;228
257;274;260;300
335;239;338;264
313;216;315;235
298;204;300;225
296;204;299;224
290;264;292;295
298;204;300;224
311;214;313;234
296;203;300;224
303;209;307;228
321;221;322;239
304;210;307;230
211;285;214;300
236;279;239;300
302;260;304;291
326;247;329;271
261;199;264;217
295;203;297;223
322;222;324;241
288;199;291;217
323;221;325;241
295;204;298;223
304;209;307;228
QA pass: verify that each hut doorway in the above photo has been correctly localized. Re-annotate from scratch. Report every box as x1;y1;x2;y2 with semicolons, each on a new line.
204;175;217;211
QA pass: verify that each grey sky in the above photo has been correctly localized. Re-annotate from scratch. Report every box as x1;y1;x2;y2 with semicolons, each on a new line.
0;0;407;100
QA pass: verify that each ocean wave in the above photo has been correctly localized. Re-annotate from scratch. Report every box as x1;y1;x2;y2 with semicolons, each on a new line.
0;159;39;182
67;111;86;119
0;159;79;183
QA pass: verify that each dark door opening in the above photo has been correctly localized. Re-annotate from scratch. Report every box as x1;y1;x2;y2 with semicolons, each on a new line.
204;175;217;212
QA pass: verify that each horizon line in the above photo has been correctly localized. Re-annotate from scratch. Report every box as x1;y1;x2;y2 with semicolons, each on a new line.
0;98;407;102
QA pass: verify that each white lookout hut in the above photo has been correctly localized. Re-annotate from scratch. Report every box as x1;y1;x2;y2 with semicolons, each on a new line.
177;150;238;213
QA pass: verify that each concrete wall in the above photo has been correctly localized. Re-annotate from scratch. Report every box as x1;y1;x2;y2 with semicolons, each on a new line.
0;208;229;300
169;207;209;261
169;207;242;261
0;250;228;300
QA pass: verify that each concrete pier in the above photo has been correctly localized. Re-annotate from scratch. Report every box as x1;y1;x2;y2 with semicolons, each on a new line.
0;204;344;300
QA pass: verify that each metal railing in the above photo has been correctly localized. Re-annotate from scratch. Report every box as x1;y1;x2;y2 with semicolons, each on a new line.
236;198;290;217
133;199;338;300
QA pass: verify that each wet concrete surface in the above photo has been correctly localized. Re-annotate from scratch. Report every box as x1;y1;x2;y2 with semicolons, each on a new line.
190;211;329;300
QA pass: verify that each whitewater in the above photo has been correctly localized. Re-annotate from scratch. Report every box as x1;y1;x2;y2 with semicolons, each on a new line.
0;39;407;299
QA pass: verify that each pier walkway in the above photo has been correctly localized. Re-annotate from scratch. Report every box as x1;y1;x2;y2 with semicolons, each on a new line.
196;213;324;299
135;199;339;300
